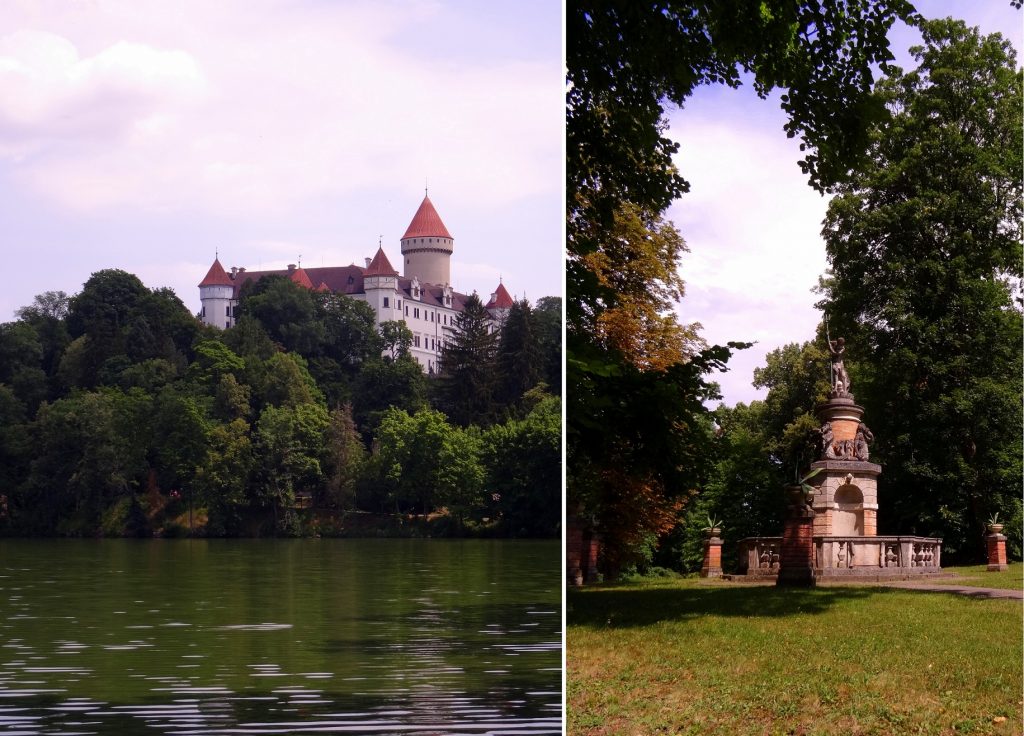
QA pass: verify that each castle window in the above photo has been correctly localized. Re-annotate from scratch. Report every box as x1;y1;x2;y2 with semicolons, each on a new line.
383;297;389;307
414;308;419;319
397;300;401;309
414;335;421;347
201;306;206;317
226;306;230;316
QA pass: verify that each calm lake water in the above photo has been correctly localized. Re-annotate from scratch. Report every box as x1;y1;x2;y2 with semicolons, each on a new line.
0;538;561;735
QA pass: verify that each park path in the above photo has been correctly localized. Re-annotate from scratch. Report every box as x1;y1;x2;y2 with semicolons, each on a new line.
877;581;1023;600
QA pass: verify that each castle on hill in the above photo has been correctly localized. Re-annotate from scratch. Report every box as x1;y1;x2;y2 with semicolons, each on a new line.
198;195;514;373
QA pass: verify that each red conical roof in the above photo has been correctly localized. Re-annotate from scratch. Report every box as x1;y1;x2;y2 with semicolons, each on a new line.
364;246;399;276
402;195;452;239
290;266;314;289
199;257;234;287
316;281;330;292
486;281;514;309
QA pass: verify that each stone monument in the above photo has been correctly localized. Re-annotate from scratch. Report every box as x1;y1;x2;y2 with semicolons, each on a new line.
742;330;943;580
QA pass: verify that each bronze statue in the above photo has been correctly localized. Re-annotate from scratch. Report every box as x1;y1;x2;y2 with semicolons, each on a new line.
827;337;851;396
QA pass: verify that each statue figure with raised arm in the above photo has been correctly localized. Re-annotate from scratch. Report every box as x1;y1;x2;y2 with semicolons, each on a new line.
824;316;851;396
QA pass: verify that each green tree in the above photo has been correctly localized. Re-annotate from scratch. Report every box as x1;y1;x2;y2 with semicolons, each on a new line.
188;340;245;385
533;296;562;395
380;320;413;360
566;0;916;577
15;291;71;379
482;395;561;537
250;352;325;410
496;299;541;412
818;19;1023;561
22;389;150;534
317;292;383;368
753;339;833;472
353;355;427;437
253;403;330;534
436;293;498;427
322;403;365;510
369;408;483;518
150;387;210;495
238;275;323;356
194;418;254;536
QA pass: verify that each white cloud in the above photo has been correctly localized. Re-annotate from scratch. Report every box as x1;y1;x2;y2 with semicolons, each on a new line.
0;30;206;158
666;104;832;405
0;2;561;215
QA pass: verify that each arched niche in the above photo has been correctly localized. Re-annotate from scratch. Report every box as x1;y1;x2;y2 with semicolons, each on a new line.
833;483;864;536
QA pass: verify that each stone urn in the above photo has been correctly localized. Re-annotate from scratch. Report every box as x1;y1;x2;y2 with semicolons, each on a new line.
703;527;722;539
988;523;1004;535
785;485;811;509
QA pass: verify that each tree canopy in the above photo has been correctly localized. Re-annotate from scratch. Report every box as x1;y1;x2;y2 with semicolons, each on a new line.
818;18;1023;560
566;0;916;575
0;270;560;539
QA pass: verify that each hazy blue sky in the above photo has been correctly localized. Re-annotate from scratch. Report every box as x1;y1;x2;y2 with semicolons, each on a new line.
0;0;563;322
667;0;1023;406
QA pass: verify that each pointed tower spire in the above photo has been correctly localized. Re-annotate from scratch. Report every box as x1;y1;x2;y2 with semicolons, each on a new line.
400;193;453;285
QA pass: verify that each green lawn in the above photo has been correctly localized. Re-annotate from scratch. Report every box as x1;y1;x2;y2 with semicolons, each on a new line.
568;578;1022;735
937;563;1024;591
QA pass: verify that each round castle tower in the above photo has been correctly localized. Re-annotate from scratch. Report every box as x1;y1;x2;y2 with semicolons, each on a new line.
400;194;452;286
198;257;235;329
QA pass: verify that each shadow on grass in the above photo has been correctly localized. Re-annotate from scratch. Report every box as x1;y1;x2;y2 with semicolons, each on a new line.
568;582;885;628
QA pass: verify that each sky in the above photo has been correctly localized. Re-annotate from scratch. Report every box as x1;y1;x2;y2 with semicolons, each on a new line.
0;0;563;323
667;0;1023;407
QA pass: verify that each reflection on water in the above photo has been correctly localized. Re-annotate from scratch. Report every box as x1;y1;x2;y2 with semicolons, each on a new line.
0;539;561;734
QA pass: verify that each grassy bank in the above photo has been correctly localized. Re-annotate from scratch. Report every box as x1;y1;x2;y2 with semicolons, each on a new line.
568;577;1022;735
935;563;1023;591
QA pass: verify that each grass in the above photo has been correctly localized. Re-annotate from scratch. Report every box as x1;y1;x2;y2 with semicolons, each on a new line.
937;563;1024;591
568;578;1022;735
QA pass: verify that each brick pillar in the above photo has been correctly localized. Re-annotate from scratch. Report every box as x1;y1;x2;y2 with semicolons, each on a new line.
987;531;1008;572
566;519;584;586
777;502;816;587
863;508;877;536
585;534;600;583
701;533;723;578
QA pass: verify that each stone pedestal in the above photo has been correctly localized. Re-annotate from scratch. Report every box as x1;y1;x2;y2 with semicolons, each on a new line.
809;460;881;537
812;395;879;538
701;534;723;578
777;504;816;587
987;532;1008;572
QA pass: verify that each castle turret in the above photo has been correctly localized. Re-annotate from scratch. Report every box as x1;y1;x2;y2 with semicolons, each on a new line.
400;194;453;286
362;246;401;325
485;280;514;328
199;257;236;329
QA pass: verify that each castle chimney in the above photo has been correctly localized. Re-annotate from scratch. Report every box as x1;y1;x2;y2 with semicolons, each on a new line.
230;266;238;279
365;258;372;268
287;264;296;273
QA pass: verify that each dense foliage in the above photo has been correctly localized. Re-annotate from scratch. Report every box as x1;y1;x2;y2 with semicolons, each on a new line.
567;0;915;575
818;19;1023;561
0;272;561;538
675;19;1023;571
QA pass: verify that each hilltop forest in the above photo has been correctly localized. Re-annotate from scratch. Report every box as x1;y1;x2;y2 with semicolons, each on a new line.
0;270;561;538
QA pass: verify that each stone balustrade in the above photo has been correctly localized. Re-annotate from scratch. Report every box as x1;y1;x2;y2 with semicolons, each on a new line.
737;537;782;577
737;535;943;579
